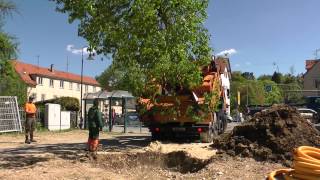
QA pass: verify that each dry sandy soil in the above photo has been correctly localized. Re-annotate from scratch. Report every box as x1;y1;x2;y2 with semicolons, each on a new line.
0;130;283;180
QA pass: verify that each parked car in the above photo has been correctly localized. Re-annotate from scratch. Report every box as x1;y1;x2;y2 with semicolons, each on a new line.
297;108;319;124
114;112;140;126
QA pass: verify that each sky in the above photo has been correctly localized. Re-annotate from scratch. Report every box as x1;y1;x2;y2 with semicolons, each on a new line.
4;0;320;78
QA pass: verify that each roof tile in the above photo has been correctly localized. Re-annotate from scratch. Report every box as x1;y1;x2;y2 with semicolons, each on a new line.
12;60;100;87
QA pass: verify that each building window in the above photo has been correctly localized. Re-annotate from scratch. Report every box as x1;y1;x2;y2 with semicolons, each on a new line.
315;80;320;88
93;86;96;92
60;80;64;89
77;83;80;91
32;93;37;100
69;82;73;90
85;85;88;93
41;94;46;101
37;77;43;85
49;79;54;87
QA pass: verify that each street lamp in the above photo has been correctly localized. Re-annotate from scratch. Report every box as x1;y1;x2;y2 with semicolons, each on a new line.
80;46;95;129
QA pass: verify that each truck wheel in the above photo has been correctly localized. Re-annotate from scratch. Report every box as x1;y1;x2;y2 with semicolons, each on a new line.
200;121;215;143
151;132;161;141
200;129;213;143
212;112;219;136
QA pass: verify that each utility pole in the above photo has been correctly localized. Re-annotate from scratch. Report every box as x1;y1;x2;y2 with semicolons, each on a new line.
272;62;279;73
314;49;320;59
66;55;69;72
246;84;249;106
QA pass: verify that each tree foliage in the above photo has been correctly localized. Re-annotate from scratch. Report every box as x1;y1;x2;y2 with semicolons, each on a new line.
53;0;212;98
231;72;283;113
271;71;282;84
0;0;26;105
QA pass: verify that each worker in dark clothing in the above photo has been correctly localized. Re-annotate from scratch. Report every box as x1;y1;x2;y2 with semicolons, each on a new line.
24;96;37;144
87;98;103;158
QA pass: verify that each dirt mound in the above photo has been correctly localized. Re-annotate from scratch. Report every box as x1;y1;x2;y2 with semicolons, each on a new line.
212;105;320;165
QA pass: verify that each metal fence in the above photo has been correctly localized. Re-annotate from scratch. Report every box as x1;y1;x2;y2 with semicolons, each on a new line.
18;107;42;130
0;96;22;133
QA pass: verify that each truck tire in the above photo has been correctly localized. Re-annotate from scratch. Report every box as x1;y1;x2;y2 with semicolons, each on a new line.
200;127;213;143
151;132;161;141
216;111;228;134
200;116;216;143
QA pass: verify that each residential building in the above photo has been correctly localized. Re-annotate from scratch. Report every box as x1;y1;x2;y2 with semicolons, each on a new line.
12;59;101;105
215;56;232;117
303;59;320;96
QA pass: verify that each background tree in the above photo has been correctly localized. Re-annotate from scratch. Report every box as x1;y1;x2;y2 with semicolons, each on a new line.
53;0;212;99
271;71;283;84
0;0;27;105
257;74;272;81
231;71;282;113
241;72;255;80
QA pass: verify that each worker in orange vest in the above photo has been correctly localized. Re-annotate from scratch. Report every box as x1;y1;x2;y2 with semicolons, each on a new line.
24;96;37;144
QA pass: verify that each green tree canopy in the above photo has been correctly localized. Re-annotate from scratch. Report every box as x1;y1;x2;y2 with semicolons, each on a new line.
53;0;212;98
0;0;26;105
271;71;282;84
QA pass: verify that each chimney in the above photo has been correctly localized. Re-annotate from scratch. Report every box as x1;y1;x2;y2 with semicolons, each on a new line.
50;64;54;72
305;60;318;71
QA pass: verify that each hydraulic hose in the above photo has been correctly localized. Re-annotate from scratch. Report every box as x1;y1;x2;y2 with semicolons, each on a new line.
268;146;320;180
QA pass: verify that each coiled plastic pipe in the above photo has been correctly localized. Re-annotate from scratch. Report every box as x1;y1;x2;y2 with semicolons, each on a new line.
268;146;320;180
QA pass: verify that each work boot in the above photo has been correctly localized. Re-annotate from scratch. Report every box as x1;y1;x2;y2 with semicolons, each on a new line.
25;135;30;144
30;134;37;143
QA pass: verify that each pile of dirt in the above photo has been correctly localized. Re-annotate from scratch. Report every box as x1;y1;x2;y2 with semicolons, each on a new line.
212;104;320;165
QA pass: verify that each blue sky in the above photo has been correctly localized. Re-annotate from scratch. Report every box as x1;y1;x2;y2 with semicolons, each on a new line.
4;0;320;77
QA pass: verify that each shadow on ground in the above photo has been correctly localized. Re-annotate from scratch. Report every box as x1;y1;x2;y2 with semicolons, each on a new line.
0;135;151;170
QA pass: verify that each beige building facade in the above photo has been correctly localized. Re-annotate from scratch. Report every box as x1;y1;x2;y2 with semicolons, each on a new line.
13;60;101;105
27;76;101;102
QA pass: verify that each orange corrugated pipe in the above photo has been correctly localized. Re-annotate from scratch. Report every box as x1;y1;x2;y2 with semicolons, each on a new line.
268;146;320;180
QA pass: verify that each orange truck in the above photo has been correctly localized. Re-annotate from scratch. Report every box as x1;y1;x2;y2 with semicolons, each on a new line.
138;57;232;142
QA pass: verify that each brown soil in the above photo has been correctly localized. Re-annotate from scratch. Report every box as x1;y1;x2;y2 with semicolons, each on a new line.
212;104;320;165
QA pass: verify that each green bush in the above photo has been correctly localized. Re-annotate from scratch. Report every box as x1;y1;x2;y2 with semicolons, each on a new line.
36;97;80;111
54;97;80;111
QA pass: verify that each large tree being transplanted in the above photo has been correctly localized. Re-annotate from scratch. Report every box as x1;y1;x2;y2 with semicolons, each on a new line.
53;0;212;98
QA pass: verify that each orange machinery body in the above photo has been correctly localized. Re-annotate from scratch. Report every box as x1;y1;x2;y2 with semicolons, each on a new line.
139;72;223;125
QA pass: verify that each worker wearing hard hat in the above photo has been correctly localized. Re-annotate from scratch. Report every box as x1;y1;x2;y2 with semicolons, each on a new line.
87;98;103;159
24;96;37;144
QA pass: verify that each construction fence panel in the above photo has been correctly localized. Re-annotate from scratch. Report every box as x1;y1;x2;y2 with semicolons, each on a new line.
0;96;22;133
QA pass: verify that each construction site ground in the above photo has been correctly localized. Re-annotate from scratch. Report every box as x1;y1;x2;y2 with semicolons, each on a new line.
0;126;284;180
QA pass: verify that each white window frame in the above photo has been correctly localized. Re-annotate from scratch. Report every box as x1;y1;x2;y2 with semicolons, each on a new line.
41;94;46;101
49;79;54;88
77;83;80;91
60;80;64;89
69;82;73;90
93;86;96;92
37;77;43;85
32;93;37;100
